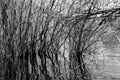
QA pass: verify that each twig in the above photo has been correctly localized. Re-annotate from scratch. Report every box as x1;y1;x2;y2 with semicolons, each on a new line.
56;65;81;79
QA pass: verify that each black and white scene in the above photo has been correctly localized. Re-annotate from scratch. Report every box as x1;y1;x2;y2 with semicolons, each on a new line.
1;0;120;80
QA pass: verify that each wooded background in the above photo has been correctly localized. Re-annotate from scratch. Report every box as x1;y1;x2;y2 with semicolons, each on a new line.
0;0;120;80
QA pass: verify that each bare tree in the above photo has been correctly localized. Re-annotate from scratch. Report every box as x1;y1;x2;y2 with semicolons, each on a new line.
0;0;120;80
